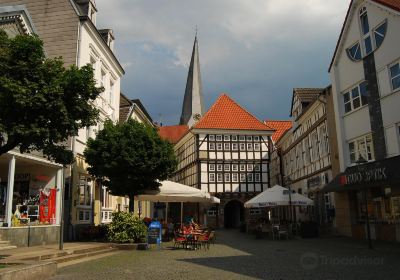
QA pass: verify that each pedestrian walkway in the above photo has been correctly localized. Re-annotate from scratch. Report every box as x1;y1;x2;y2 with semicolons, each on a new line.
50;230;400;280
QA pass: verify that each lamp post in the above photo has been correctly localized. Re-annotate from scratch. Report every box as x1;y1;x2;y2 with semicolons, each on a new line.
355;156;372;250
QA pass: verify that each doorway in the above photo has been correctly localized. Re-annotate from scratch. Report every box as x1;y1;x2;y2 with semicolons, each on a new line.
224;200;244;228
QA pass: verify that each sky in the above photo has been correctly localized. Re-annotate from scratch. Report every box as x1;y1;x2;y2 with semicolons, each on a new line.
95;0;349;125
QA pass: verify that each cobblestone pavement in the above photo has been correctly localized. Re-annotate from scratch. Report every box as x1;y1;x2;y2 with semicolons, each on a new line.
50;230;400;280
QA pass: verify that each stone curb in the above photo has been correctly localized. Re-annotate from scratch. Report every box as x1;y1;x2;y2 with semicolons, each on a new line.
0;261;56;280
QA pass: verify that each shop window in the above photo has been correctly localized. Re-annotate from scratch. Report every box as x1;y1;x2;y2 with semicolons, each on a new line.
249;208;261;215
207;208;217;216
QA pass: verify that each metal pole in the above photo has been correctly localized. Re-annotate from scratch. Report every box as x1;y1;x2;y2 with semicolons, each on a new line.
59;170;65;250
364;189;373;250
180;202;183;226
165;202;168;224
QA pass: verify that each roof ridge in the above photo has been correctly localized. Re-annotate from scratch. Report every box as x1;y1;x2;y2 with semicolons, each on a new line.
194;93;274;131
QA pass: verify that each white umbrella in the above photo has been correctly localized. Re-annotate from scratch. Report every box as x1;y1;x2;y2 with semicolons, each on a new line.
244;185;313;208
135;180;219;224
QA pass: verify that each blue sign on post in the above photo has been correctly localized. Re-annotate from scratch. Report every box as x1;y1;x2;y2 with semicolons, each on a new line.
147;221;162;248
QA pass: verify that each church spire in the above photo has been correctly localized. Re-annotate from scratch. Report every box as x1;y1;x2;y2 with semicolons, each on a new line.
179;35;205;127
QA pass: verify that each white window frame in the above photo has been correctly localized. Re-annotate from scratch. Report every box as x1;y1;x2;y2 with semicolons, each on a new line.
217;173;223;182
224;173;230;182
389;62;400;92
232;164;238;171
224;164;230;172
224;143;230;150
240;143;246;150
224;135;230;141
232;143;238;150
254;143;260;151
232;173;239;182
209;173;215;183
209;143;215;150
232;135;238;141
247;164;253;172
78;175;93;207
248;173;254;182
254;136;260;141
247;143;253;151
217;164;223;172
239;136;245;141
217;143;223;150
209;135;215;141
209;164;215;171
348;134;374;164
240;173;246;182
216;135;222;141
255;173;261;182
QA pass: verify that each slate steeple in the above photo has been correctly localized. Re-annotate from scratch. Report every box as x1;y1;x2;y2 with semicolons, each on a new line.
179;35;205;127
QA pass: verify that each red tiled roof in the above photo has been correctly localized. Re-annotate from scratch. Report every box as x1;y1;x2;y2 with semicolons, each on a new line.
374;0;400;12
329;0;400;71
265;120;292;143
193;94;273;131
158;125;189;144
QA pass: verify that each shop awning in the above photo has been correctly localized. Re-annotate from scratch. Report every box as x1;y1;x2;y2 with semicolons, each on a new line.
323;155;400;192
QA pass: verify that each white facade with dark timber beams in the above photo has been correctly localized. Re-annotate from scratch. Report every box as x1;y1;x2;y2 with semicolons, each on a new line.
168;94;274;229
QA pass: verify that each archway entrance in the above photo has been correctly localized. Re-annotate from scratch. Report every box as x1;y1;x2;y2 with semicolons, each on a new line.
224;200;244;228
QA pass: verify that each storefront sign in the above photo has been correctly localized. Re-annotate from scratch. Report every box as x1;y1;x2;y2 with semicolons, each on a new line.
324;155;400;193
340;167;387;186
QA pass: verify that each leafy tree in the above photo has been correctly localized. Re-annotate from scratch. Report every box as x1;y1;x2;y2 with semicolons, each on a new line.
0;31;101;164
84;119;177;210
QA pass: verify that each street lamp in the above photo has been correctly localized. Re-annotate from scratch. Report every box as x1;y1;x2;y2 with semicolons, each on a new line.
355;156;372;250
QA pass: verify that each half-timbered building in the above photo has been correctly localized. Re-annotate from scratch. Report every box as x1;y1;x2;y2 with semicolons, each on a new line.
269;87;336;225
164;95;274;228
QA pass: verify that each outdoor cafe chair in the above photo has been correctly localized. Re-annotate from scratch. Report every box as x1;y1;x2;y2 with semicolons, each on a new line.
173;231;187;249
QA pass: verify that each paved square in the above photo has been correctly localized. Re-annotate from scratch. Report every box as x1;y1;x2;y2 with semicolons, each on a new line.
51;230;400;280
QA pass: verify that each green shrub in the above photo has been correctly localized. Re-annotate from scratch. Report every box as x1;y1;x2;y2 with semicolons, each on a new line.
107;212;147;243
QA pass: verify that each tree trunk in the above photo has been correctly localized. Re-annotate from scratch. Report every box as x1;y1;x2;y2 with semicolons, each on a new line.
129;195;134;213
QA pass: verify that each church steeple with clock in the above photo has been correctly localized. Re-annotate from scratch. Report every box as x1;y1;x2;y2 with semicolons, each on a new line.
179;35;205;127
